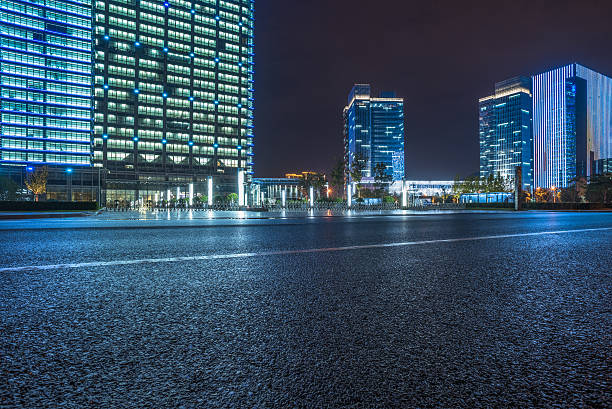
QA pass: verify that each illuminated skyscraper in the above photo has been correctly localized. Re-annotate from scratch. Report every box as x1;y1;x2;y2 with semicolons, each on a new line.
344;84;405;183
0;0;96;199
479;76;533;190
532;63;612;188
93;0;255;203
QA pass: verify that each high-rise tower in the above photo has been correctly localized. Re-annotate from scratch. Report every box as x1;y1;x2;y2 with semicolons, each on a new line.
479;76;533;190
93;0;255;204
344;84;405;183
532;63;612;188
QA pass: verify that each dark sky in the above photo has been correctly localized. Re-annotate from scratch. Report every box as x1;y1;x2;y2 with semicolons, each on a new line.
253;0;612;179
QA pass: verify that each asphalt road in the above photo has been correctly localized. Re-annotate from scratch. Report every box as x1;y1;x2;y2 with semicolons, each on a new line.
1;211;611;408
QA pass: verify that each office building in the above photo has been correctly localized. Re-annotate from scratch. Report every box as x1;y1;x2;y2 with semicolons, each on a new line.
0;0;98;199
93;0;255;204
479;76;533;191
1;0;255;204
532;63;612;188
344;84;405;184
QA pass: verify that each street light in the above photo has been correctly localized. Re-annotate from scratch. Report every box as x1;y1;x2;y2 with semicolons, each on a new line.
207;177;213;207
309;186;314;208
347;184;352;208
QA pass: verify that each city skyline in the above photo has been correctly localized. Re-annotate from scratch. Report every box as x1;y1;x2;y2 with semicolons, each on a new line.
254;0;612;179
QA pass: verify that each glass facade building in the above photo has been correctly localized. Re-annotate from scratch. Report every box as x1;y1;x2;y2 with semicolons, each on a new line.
532;63;612;188
93;0;255;204
0;0;254;204
0;0;94;167
344;84;404;183
479;76;533;190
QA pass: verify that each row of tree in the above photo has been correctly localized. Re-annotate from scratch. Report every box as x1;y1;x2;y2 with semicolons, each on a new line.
329;154;392;199
533;175;612;204
452;174;513;198
451;173;612;204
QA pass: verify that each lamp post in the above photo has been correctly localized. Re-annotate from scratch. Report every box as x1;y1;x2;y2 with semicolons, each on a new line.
207;176;213;207
309;186;314;208
347;183;352;208
237;169;245;207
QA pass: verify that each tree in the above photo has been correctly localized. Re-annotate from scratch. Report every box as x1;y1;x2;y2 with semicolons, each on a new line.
586;173;612;204
226;192;238;204
25;166;48;201
534;187;553;203
329;158;346;198
349;153;367;198
452;174;463;203
373;162;392;197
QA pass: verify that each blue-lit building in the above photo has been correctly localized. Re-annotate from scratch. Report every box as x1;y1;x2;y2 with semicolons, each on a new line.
0;0;255;203
0;0;96;199
344;84;405;184
479;76;533;191
532;63;612;188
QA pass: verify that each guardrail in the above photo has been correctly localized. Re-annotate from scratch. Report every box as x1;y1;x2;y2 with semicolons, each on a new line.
102;202;470;212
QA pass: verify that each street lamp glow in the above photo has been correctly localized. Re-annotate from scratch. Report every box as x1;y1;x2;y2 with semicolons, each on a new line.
309;186;314;207
282;189;286;208
188;183;193;207
238;170;245;206
347;184;352;208
207;177;213;206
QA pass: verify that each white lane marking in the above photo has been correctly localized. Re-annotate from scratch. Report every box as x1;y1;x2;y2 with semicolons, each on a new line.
1;227;611;273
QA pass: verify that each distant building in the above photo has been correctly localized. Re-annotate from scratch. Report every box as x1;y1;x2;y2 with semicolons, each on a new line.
532;63;612;188
388;180;455;197
594;158;612;175
344;84;405;183
479;77;533;191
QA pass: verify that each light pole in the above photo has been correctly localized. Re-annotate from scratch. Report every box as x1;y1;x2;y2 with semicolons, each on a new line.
207;176;213;207
347;183;352;208
237;169;245;207
309;186;314;208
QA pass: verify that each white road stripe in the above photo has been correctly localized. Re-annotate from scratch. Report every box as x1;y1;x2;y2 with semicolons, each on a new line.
1;227;611;273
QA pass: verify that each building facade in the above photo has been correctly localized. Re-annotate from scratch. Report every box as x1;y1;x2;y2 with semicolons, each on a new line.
93;0;255;204
479;76;533;191
0;0;254;204
344;84;404;184
0;0;98;199
532;63;612;188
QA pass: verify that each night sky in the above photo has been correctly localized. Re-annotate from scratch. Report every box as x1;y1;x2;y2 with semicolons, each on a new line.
254;0;612;179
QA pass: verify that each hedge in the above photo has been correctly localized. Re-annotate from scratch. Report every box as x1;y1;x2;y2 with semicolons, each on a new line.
0;201;98;211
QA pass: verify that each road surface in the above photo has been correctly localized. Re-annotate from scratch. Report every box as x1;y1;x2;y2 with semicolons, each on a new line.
1;211;611;407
